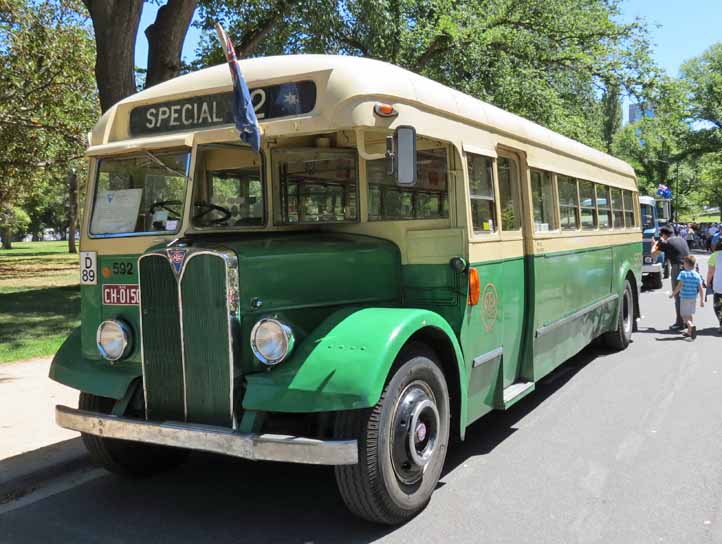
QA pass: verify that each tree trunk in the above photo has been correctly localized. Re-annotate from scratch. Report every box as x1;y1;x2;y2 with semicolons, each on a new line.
1;226;11;250
144;0;197;89
83;0;143;112
67;169;78;254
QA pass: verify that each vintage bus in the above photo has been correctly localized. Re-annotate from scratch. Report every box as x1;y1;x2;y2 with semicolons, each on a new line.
51;55;641;525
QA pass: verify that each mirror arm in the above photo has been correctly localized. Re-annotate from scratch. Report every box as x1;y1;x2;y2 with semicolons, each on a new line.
354;128;386;161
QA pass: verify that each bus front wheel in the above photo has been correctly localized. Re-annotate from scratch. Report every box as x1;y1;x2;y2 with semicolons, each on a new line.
333;345;450;525
78;392;187;477
650;271;663;290
604;280;634;350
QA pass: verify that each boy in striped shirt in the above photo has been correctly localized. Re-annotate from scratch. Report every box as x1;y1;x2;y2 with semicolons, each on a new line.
670;255;704;339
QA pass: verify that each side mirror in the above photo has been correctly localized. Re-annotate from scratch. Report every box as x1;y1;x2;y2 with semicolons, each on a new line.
385;126;417;186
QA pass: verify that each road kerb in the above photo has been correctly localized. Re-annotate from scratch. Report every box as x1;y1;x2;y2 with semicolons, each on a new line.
0;437;92;505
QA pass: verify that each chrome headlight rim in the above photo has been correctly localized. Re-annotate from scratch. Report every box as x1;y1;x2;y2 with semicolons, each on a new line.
96;319;133;362
250;318;295;366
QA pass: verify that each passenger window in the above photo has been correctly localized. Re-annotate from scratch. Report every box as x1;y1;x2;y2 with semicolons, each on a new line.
558;176;579;230
498;157;521;231
531;170;558;232
467;154;496;233
596;185;611;229
367;147;449;221
274;148;357;224
578;180;597;230
623;190;635;227
611;188;624;228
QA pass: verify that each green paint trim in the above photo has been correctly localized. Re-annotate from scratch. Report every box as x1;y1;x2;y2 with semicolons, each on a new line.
539;241;641;259
469;255;524;267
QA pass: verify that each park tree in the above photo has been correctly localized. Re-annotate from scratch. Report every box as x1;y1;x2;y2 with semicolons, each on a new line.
679;43;722;156
612;77;690;195
0;0;97;249
82;0;197;112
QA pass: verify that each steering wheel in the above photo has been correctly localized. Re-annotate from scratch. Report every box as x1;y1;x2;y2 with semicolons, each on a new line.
193;202;232;225
149;200;182;219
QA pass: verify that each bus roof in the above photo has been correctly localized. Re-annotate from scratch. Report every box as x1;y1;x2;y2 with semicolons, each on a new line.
91;54;635;180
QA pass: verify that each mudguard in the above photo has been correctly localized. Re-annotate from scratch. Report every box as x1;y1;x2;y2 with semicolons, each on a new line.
49;328;141;400
243;307;468;429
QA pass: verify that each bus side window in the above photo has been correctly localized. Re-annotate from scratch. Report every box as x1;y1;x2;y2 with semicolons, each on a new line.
497;156;522;231
558;176;579;230
530;169;557;232
467;153;497;233
596;184;612;229
578;180;597;230
367;147;449;221
622;190;636;228
610;188;624;229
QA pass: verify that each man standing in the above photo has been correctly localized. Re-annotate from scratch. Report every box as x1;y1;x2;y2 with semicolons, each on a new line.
652;226;690;329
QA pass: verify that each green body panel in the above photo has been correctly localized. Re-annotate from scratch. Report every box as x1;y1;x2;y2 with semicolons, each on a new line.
529;241;641;381
242;306;468;428
49;328;139;400
459;256;527;424
139;255;185;420
81;254;143;362
181;255;233;426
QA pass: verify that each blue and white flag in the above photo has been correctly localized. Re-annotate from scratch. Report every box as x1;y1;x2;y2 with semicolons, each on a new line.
215;23;260;152
657;183;672;199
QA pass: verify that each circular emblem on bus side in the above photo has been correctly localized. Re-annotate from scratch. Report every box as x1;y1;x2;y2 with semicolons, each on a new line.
481;283;499;332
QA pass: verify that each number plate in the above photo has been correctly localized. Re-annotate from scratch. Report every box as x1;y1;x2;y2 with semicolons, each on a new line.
102;284;140;306
80;251;97;285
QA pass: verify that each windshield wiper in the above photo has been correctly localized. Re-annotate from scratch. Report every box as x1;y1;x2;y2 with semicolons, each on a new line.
144;151;186;177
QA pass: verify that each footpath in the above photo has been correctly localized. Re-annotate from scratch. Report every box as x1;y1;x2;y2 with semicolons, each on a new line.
0;358;90;504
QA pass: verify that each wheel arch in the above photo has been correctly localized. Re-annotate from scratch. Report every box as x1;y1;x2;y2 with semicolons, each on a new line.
403;327;465;440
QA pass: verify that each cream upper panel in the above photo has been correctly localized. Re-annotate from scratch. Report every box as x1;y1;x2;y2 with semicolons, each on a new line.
90;55;635;185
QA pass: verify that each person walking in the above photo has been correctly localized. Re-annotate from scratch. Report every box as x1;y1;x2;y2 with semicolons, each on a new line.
652;226;691;329
706;240;722;334
670;255;704;339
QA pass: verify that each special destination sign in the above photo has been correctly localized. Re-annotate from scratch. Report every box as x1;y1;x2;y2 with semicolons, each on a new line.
129;80;316;136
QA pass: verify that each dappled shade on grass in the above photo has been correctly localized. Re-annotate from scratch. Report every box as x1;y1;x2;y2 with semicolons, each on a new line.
0;242;81;362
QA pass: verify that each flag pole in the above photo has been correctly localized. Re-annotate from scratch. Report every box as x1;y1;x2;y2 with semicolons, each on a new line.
215;23;230;59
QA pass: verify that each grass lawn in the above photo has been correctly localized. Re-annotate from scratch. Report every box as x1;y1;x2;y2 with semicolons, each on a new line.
0;241;80;363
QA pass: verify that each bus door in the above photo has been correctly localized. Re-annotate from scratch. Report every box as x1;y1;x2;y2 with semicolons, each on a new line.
495;149;532;400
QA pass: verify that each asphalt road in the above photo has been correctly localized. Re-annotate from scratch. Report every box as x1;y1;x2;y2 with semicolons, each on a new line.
2;256;722;544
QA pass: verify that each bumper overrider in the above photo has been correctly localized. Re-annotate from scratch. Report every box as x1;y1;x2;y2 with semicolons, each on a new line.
56;405;358;465
642;262;662;274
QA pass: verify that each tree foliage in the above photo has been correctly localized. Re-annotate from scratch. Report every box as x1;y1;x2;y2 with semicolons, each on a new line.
0;0;97;247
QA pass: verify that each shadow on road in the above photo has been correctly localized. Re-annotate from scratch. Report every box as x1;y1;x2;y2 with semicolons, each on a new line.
0;345;610;544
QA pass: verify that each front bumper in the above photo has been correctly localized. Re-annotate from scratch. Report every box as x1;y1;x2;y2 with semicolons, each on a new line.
642;262;663;274
56;405;358;465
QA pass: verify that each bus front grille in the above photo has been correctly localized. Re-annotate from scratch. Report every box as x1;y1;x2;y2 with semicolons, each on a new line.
138;249;239;428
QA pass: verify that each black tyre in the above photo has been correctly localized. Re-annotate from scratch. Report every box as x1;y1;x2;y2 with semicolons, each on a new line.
334;344;450;525
79;392;187;477
603;280;634;350
650;271;663;290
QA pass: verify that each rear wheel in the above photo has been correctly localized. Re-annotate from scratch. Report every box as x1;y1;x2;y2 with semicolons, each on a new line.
334;345;450;525
603;280;634;350
79;392;187;477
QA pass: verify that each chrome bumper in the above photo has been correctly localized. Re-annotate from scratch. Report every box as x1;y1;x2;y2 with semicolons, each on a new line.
56;405;358;465
642;263;662;274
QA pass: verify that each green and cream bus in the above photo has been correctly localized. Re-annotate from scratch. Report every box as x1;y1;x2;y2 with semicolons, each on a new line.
51;55;641;524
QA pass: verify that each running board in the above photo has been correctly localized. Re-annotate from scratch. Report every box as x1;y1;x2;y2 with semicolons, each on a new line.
502;381;535;409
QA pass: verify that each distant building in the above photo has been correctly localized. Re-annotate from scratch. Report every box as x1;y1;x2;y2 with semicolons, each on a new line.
628;103;654;124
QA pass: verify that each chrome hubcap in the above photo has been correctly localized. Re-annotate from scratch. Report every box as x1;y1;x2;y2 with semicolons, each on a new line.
390;381;439;485
623;289;632;335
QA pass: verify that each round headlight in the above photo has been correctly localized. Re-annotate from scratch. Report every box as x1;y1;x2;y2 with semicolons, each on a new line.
250;318;294;366
96;320;132;362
